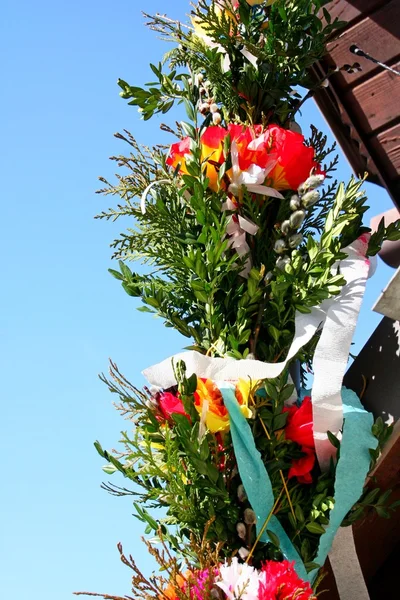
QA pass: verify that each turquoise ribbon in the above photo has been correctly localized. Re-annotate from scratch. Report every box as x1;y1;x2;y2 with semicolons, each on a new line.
220;383;377;584
307;387;377;582
219;382;308;580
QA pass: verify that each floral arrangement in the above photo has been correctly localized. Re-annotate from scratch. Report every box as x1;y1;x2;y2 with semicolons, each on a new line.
82;1;400;600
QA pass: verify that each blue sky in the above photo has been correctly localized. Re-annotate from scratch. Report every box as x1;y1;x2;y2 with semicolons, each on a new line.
0;1;395;599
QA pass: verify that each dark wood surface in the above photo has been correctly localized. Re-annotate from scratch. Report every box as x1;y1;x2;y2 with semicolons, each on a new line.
344;61;400;134
322;0;388;25
313;0;400;206
370;124;400;180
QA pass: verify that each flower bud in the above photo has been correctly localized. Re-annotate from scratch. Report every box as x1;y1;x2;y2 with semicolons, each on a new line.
274;239;287;254
244;508;257;525
212;112;222;125
298;174;325;195
264;271;273;284
199;102;210;114
276;256;290;270
289;210;306;229
288;233;303;249
237;484;247;502
197;72;204;83
280;220;291;235
309;174;325;187
209;103;219;114
301;190;320;209
236;522;246;540
239;547;250;559
289;195;301;211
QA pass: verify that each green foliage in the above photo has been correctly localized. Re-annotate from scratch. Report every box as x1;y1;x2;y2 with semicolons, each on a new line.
92;1;398;589
125;1;346;126
368;216;400;257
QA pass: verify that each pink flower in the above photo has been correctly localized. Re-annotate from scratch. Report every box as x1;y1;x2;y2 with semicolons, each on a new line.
158;392;190;422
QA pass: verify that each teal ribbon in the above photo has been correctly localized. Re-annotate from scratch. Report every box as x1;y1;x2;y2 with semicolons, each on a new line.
219;382;308;580
220;383;377;584
307;387;377;582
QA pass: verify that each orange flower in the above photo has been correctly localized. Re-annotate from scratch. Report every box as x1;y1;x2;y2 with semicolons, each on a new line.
265;125;324;191
194;378;252;433
166;126;227;191
161;572;191;600
166;124;323;195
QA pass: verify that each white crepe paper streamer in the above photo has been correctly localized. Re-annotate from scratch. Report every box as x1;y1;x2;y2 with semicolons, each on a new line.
143;304;327;389
311;235;374;470
329;527;370;600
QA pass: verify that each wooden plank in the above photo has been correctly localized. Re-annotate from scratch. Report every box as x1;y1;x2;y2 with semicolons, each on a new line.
322;0;388;25
344;61;400;134
325;0;400;87
370;123;400;180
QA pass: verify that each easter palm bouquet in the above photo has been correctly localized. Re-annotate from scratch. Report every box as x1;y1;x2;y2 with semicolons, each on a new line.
82;2;400;600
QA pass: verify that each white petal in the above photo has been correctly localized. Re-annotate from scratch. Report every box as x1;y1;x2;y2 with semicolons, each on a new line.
247;184;284;199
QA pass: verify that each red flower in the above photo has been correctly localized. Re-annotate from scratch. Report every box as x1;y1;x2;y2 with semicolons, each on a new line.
259;560;316;600
266;126;324;191
284;397;316;484
288;446;316;484
284;396;314;448
166;124;323;195
159;392;190;422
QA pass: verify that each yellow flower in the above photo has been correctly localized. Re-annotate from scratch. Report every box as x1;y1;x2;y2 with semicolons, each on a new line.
194;378;253;433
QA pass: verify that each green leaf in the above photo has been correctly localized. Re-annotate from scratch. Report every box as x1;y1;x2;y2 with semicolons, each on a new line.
267;530;280;547
306;522;326;535
108;268;124;281
327;430;340;449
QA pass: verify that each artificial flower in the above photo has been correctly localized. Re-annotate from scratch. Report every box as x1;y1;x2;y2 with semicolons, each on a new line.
166;124;323;197
284;396;314;448
161;572;190;600
265;126;324;191
284;396;316;484
259;560;316;600
288;446;316;484
216;557;260;600
188;568;216;600
166;126;227;192
158;391;190;422
194;378;252;433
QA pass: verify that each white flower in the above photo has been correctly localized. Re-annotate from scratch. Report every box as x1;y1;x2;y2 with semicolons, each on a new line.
216;558;260;600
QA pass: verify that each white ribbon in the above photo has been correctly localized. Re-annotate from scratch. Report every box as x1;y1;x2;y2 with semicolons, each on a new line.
140;179;169;214
229;141;283;199
226;214;259;277
143;304;327;389
143;236;375;472
312;235;374;469
329;527;370;600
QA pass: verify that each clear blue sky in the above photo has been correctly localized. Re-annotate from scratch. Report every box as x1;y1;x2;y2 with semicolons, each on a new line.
0;1;395;599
